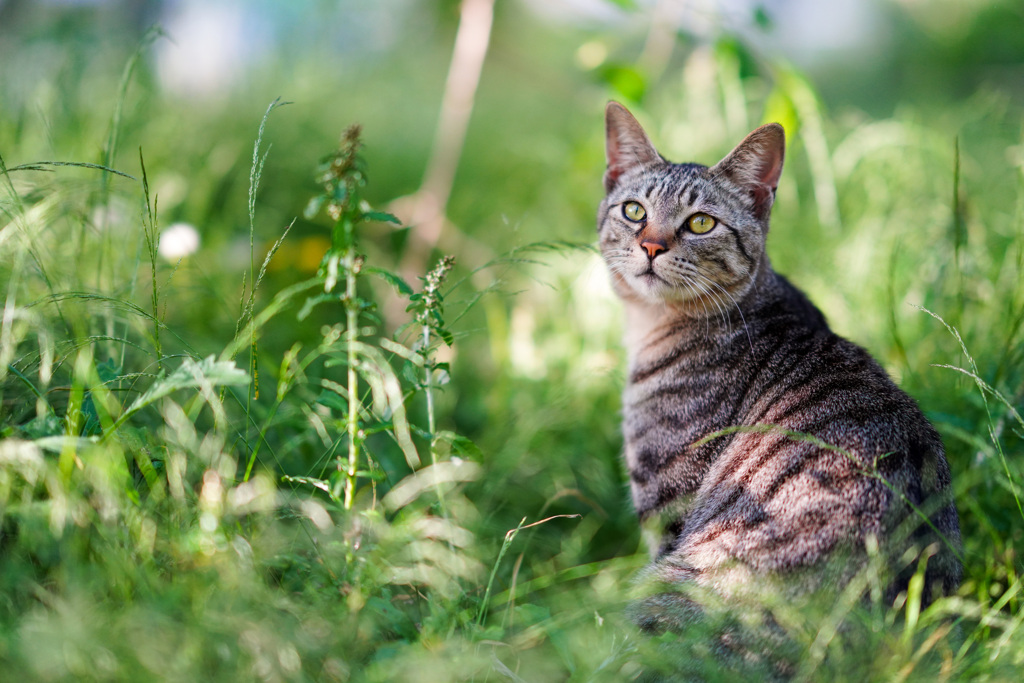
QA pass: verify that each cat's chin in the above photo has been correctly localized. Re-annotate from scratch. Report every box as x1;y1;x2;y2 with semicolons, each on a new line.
624;272;706;308
609;268;706;309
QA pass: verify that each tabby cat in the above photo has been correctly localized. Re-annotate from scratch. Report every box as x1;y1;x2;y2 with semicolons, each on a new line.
598;102;962;632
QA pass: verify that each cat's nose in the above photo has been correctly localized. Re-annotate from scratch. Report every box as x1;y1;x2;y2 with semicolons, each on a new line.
641;239;667;259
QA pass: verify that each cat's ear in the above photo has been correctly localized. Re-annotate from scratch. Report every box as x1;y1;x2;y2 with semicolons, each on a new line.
712;123;785;219
605;102;662;192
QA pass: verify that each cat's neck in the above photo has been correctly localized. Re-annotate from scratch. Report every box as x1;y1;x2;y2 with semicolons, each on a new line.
622;259;780;363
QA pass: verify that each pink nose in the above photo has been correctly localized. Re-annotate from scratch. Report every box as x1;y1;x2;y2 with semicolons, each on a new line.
641;240;666;259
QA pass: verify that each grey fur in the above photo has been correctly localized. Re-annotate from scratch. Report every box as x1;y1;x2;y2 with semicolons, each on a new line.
598;102;961;619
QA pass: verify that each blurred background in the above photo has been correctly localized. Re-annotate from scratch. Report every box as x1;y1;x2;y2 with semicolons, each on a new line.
1;0;1023;679
3;0;1021;389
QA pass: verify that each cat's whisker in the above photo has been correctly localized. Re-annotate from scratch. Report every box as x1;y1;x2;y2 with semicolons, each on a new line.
692;270;755;355
688;274;731;334
694;281;714;340
666;267;718;338
689;272;744;346
663;262;729;332
676;275;713;339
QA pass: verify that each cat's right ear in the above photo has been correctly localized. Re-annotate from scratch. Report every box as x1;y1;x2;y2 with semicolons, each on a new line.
605;102;661;192
711;123;785;220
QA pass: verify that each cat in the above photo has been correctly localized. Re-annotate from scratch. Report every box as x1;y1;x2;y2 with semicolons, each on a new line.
597;102;962;637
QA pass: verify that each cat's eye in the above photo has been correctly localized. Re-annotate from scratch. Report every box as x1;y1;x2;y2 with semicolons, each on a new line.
687;213;717;234
622;201;646;222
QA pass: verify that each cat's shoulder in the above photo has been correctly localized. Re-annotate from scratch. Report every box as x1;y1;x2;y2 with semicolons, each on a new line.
769;272;829;332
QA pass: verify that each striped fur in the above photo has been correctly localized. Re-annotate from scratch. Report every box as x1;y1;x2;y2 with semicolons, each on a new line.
599;103;961;620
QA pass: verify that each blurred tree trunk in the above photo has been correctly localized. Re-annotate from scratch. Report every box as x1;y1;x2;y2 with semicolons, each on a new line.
392;0;495;283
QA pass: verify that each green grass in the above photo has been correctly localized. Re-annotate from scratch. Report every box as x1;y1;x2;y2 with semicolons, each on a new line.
2;5;1024;681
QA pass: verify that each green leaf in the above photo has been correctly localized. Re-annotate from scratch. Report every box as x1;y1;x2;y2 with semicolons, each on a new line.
18;414;64;440
598;63;646;103
355;468;387;482
106;357;249;437
361;421;395;436
364;266;414;295
361;307;382;327
763;86;799;137
378;337;422;364
315;388;348;413
435;431;483;460
433;325;455;346
362;210;401;225
753;4;773;30
401;361;422;389
139;357;248;404
95;358;122;384
80;403;102;437
298;292;340;321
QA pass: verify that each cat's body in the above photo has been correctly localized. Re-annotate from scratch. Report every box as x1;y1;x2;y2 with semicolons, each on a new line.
598;103;961;626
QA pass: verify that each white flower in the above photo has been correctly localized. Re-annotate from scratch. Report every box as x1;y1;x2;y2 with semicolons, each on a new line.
158;223;201;260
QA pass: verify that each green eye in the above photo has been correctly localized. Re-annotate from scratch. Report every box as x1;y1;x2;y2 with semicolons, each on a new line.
687;213;717;234
622;201;646;222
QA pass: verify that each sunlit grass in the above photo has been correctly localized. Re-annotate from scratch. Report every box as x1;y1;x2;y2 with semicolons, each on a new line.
1;8;1023;682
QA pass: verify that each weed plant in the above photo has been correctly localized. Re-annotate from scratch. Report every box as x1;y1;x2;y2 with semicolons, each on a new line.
0;94;492;678
1;13;1024;683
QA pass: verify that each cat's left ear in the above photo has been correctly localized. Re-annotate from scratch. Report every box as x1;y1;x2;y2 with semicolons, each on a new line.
605;102;662;192
711;123;785;220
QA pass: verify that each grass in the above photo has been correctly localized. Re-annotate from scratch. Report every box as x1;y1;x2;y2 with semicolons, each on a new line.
1;7;1024;682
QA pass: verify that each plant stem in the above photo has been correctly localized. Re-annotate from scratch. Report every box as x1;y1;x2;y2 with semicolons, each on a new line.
423;323;449;523
343;248;360;510
423;324;436;449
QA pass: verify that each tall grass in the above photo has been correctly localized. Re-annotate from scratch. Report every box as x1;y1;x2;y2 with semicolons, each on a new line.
1;14;1023;683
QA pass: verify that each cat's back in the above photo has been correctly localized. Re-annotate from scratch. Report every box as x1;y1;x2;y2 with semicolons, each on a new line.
626;273;961;599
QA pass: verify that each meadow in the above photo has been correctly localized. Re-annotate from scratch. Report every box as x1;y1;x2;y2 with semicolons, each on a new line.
1;1;1023;680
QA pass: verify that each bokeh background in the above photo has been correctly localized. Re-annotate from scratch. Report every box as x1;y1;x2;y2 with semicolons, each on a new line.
2;0;1024;680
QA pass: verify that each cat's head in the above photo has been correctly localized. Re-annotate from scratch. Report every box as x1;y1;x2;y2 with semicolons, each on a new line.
597;102;784;310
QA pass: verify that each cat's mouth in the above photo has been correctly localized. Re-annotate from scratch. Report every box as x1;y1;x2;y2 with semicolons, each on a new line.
637;267;668;284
